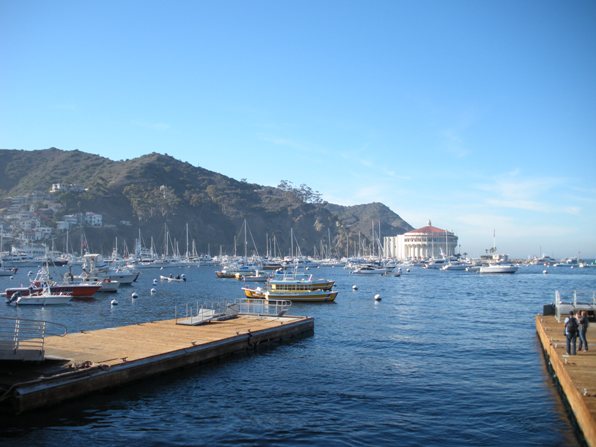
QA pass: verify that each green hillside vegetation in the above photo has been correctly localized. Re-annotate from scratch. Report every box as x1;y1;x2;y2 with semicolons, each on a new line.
0;148;413;257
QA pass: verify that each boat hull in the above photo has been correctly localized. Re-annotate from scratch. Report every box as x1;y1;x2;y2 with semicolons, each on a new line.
160;275;186;282
479;265;518;274
7;293;72;305
5;284;101;299
242;287;337;302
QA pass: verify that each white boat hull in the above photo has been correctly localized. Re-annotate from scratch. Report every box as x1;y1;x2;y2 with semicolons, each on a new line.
10;294;72;305
479;264;518;274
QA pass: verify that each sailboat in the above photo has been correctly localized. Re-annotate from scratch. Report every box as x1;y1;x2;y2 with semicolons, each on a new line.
478;230;518;274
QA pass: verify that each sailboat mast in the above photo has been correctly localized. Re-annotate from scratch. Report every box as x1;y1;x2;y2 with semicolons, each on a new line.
371;220;375;258
185;223;189;259
244;219;248;259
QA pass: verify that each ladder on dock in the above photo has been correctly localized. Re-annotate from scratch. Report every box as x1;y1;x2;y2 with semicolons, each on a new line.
0;317;67;361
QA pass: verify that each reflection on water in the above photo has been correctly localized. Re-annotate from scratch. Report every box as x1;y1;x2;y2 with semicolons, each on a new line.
1;264;592;446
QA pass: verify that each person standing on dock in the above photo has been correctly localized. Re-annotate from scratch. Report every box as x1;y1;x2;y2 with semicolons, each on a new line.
564;311;579;355
578;310;589;352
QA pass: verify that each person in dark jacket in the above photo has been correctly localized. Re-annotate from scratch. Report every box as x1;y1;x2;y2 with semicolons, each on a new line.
578;310;589;352
564;311;579;355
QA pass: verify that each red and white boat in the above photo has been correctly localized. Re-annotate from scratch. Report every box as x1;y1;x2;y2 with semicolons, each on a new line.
4;266;101;299
5;283;101;299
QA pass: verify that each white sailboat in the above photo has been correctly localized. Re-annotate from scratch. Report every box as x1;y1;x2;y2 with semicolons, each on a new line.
478;230;518;274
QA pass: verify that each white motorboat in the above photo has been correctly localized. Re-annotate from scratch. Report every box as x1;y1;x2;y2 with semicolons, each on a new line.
160;274;187;282
351;264;394;275
441;261;472;271
6;286;72;305
75;254;139;285
479;264;518;274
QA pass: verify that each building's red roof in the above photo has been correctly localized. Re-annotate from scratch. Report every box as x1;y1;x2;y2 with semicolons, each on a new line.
405;225;448;235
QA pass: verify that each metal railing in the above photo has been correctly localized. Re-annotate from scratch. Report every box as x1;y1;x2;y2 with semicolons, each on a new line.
554;290;596;322
175;301;230;325
227;298;291;317
175;298;292;326
0;317;67;361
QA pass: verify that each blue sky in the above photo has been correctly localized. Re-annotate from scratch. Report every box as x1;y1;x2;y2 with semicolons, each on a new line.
1;0;595;258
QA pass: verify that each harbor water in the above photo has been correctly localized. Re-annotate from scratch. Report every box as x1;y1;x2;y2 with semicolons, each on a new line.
1;264;595;446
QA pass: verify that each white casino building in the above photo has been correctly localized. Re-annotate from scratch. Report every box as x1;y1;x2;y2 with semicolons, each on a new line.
384;221;458;260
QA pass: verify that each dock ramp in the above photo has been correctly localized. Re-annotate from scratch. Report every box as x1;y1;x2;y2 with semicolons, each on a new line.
175;299;291;326
0;317;66;362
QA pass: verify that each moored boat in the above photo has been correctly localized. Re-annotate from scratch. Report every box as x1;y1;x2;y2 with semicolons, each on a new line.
78;253;139;285
5;282;102;299
5;264;102;299
235;270;269;282
5;285;72;305
160;274;186;282
242;286;338;302
441;261;472;271
268;272;335;291
0;266;17;277
478;264;518;274
351;264;394;275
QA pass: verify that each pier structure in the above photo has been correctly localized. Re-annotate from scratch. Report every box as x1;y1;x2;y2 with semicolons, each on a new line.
0;310;313;414
536;315;596;446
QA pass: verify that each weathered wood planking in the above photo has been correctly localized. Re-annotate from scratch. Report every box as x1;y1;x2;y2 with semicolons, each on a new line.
1;314;314;414
536;315;596;446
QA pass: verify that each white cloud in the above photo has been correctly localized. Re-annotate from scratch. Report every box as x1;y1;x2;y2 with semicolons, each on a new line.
474;171;580;214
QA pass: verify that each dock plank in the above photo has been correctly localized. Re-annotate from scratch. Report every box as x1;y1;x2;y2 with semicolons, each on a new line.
43;315;298;366
1;314;313;414
536;315;596;446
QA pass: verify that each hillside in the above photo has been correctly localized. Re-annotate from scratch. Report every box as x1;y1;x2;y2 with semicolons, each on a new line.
0;148;413;257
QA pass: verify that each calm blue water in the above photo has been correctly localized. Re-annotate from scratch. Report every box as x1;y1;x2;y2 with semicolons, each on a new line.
1;264;595;446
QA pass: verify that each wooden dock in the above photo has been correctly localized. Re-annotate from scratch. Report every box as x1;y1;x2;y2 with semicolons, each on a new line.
0;314;313;414
536;315;596;446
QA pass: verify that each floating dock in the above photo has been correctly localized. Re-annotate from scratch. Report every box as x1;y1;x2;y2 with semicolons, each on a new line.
0;313;313;414
536;315;596;446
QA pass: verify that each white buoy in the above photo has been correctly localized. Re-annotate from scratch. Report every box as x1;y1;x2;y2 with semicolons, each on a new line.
9;276;13;280
28;271;33;276
153;278;158;285
111;299;118;306
374;293;381;301
150;288;157;294
131;292;139;299
352;285;358;290
543;270;548;274
406;268;411;273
